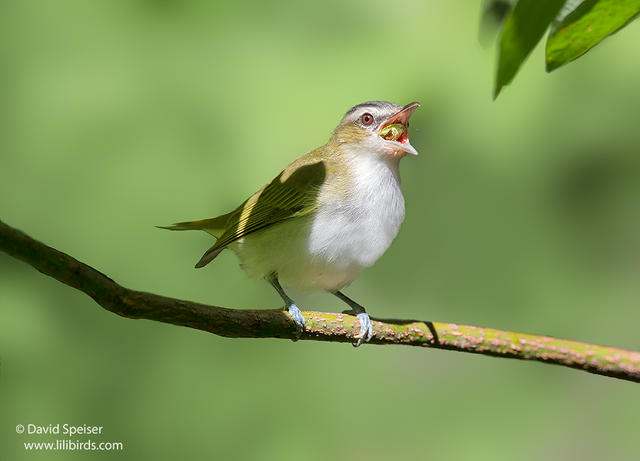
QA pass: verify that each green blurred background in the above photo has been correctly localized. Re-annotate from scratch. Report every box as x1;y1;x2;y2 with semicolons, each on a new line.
2;1;639;460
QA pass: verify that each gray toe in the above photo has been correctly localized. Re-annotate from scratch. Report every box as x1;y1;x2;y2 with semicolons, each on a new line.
288;303;306;330
353;312;373;347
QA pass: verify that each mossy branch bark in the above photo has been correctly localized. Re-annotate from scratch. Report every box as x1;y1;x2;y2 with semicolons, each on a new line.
1;219;639;383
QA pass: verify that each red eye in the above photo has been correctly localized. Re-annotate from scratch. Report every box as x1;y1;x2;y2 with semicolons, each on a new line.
361;113;374;126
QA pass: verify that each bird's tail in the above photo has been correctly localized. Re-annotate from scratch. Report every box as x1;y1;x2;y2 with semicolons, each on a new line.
156;214;232;239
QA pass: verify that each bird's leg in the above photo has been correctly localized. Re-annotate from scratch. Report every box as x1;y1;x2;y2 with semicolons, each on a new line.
332;291;373;347
267;274;306;332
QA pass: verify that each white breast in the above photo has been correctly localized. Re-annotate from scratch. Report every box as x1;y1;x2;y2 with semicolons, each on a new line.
232;154;405;293
308;155;405;269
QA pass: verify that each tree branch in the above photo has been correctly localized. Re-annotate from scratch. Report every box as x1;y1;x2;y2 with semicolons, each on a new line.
1;218;638;383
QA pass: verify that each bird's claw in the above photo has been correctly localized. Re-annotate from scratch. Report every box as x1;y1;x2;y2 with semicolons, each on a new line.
287;303;306;332
352;312;373;347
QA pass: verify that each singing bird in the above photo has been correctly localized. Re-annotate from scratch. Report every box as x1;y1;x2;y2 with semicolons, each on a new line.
161;101;419;345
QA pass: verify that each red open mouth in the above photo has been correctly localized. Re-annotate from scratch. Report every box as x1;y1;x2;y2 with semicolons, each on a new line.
397;130;409;145
378;123;407;142
377;102;420;155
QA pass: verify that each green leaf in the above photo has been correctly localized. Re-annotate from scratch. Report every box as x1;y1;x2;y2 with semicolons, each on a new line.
494;0;565;99
546;0;640;72
479;0;515;46
549;0;587;34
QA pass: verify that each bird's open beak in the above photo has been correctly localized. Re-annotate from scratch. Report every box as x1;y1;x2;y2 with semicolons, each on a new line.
378;102;420;156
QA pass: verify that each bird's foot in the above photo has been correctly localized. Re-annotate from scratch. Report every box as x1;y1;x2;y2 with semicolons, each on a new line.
353;312;373;347
287;303;306;332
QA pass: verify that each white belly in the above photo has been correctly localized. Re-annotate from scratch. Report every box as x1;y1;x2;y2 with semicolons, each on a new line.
232;156;405;292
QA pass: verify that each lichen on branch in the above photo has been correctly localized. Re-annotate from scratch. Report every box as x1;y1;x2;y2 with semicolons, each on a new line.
1;219;638;383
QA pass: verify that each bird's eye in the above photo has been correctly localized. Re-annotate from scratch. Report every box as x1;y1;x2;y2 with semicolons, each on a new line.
361;113;374;126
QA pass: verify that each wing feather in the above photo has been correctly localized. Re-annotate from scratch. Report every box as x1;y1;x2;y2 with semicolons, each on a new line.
194;158;327;267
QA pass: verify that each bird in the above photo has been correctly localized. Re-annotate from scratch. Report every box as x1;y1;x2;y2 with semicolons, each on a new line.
160;100;419;346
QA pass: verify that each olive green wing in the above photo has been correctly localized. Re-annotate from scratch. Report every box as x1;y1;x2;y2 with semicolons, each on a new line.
194;159;327;268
